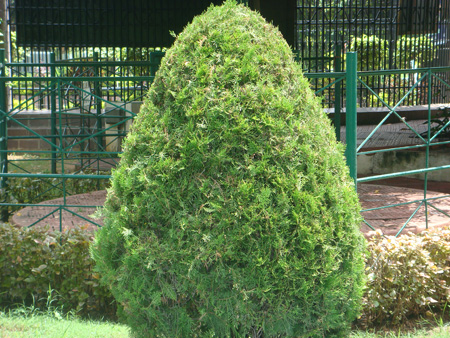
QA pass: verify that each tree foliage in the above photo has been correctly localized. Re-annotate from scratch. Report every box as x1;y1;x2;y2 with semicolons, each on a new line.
91;1;366;337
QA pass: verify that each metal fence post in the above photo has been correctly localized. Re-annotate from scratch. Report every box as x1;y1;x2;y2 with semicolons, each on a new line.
50;52;57;174
94;52;103;179
345;52;358;187
334;43;342;141
0;49;8;221
424;68;433;229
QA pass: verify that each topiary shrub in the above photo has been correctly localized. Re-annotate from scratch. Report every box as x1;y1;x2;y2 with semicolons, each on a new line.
91;1;366;337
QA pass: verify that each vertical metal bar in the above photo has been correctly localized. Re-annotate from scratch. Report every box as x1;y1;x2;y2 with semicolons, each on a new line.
314;0;318;73
150;52;156;78
94;51;102;181
424;69;432;229
334;43;342;141
58;76;64;233
0;49;9;221
50;53;57;174
345;52;358;187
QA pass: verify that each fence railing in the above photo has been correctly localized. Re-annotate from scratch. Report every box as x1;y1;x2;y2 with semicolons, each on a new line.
0;50;165;229
351;64;450;237
0;49;449;236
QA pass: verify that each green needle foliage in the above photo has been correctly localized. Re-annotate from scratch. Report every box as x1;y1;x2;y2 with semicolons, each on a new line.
91;1;366;337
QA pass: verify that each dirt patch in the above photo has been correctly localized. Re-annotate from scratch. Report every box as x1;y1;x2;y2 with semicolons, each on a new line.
11;190;106;232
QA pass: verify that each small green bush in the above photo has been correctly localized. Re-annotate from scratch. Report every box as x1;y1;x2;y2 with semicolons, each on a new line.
0;223;115;319
91;1;365;337
361;229;450;327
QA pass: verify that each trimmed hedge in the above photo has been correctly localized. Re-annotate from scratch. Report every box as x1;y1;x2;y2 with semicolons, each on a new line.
361;229;450;327
3;221;450;329
91;1;366;337
0;223;115;319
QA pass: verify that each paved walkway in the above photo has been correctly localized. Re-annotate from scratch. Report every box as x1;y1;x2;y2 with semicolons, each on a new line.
12;190;106;232
359;183;450;237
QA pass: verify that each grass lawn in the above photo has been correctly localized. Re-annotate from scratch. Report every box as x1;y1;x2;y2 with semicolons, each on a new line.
351;326;450;338
2;310;450;338
0;312;130;338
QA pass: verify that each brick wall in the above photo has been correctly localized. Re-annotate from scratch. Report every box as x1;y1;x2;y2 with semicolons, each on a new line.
7;111;85;151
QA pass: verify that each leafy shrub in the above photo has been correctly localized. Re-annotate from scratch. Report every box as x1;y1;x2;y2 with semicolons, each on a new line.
91;1;365;337
361;229;450;327
395;35;436;69
348;34;390;71
0;223;115;319
347;34;436;71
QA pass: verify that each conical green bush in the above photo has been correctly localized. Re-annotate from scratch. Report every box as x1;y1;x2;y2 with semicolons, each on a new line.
91;1;365;337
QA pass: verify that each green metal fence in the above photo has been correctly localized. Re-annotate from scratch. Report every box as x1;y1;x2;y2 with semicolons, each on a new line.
0;49;449;236
348;56;450;237
0;49;164;229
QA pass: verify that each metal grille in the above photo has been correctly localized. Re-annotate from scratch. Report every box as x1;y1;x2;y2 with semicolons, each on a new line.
5;0;450;108
4;0;245;109
296;0;450;107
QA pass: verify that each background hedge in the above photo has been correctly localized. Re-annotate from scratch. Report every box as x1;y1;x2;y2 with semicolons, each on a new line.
2;221;450;329
361;229;450;327
0;223;115;319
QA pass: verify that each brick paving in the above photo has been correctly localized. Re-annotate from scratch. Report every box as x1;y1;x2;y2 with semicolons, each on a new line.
359;183;450;238
12;190;106;232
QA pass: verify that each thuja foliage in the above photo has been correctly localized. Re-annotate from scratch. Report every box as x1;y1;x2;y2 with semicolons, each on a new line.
91;1;366;337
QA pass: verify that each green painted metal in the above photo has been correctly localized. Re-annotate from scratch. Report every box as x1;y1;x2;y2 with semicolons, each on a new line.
356;73;428;152
424;69;431;229
0;48;449;236
50;53;57;174
314;77;345;95
0;172;111;179
0;48;351;230
0;49;148;228
2;75;154;82
0;49;8;221
94;52;103;181
334;43;342;141
58;77;66;233
345;52;358;186
428;202;450;219
395;202;424;237
357;65;450;236
358;165;450;183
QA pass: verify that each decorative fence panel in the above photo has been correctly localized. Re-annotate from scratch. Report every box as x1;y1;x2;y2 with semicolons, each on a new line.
350;63;450;237
0;49;449;236
0;50;163;229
